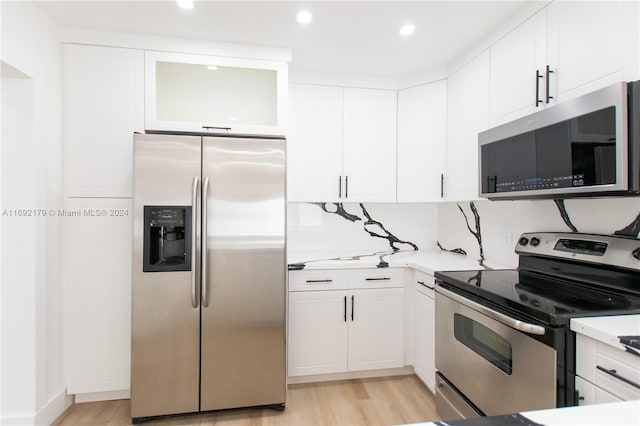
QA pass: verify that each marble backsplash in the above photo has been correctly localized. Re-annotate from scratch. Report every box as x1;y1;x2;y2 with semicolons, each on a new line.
287;202;438;253
437;197;640;268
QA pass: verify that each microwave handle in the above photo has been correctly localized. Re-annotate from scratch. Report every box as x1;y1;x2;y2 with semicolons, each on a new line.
437;286;546;336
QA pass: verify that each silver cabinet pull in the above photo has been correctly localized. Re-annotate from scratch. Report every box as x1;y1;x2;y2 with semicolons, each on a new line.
338;176;342;198
437;286;546;336
366;277;390;281
596;366;640;389
191;176;200;309
305;279;333;283
202;125;231;131
202;176;210;308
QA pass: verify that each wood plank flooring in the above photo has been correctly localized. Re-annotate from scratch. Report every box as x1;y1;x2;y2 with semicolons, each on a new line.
53;375;440;425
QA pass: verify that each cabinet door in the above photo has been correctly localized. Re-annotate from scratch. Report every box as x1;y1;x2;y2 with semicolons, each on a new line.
547;1;636;101
343;88;397;202
288;291;348;376
65;198;132;394
145;51;287;136
446;50;490;201
348;288;404;371
397;81;447;202
414;289;436;393
64;44;143;198
490;10;547;126
287;84;344;202
575;376;595;406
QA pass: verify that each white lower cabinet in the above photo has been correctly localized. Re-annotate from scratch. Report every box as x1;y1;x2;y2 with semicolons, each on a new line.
413;272;436;393
288;290;349;376
288;269;405;378
575;334;640;405
64;198;132;395
347;288;405;371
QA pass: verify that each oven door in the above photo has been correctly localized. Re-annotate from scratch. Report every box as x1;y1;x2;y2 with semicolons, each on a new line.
435;287;557;418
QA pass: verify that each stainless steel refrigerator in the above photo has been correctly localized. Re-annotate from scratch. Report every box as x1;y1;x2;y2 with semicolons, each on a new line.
131;133;286;421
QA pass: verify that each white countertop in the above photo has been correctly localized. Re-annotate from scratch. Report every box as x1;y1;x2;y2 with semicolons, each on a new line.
411;400;640;425
571;314;640;351
288;249;494;274
522;400;640;425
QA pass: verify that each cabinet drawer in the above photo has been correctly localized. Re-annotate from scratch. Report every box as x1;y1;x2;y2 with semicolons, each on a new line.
348;268;404;289
594;352;640;401
576;334;640;401
414;270;435;296
289;270;348;291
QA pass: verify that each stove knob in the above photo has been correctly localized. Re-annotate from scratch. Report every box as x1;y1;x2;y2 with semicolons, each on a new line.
530;237;541;247
632;247;640;261
519;237;529;246
531;299;541;307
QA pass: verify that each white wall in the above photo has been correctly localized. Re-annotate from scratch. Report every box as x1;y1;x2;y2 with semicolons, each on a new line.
438;197;640;268
288;202;438;255
0;1;70;424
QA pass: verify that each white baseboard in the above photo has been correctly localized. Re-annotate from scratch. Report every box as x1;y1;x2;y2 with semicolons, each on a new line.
74;389;130;403
1;388;73;426
287;366;415;385
36;389;74;425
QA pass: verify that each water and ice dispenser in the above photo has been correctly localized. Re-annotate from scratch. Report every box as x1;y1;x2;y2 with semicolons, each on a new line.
143;206;192;272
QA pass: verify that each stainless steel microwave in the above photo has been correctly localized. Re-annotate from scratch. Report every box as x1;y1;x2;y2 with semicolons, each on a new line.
479;81;640;200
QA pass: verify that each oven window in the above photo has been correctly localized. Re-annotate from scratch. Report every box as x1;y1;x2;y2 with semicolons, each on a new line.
454;313;513;375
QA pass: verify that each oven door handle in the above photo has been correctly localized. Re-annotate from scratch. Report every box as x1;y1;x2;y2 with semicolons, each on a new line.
437;286;546;336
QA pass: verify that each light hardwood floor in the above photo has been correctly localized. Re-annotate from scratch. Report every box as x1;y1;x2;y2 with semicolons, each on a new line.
53;375;440;425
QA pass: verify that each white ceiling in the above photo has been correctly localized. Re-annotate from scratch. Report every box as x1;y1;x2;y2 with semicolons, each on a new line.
36;0;532;78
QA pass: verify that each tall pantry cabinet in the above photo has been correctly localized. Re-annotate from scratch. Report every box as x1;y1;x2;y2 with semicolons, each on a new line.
63;43;143;398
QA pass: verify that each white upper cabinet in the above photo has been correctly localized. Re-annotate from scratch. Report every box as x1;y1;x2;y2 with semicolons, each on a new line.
490;1;639;126
64;44;144;198
446;50;491;201
397;80;447;202
145;51;288;136
343;88;397;202
288;84;344;202
490;10;547;126
547;0;638;101
287;84;397;202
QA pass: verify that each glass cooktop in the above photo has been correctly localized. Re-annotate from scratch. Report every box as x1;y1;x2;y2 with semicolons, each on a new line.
435;269;640;326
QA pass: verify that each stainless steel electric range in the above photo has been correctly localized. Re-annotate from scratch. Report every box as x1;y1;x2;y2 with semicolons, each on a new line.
434;232;640;420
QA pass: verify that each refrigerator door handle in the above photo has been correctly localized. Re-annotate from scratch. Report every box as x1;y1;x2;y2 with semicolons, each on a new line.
191;176;200;309
202;176;210;308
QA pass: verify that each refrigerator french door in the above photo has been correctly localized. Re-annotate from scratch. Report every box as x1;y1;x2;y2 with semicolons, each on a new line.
131;133;286;420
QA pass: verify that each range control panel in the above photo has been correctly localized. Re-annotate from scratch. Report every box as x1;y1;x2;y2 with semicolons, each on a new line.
515;232;640;270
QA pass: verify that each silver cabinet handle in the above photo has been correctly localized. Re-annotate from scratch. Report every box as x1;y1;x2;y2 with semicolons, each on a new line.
365;277;390;281
596;366;640;389
437;286;546;336
305;279;333;283
338;176;342;198
202;176;210;308
202;125;231;131
417;280;435;290
191;176;200;309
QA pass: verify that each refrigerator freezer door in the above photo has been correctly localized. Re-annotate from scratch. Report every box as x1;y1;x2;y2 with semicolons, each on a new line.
131;133;202;418
200;136;286;410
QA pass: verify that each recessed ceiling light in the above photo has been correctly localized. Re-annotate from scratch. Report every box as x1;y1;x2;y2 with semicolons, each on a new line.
296;11;313;24
206;65;218;71
399;24;416;36
176;0;194;10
